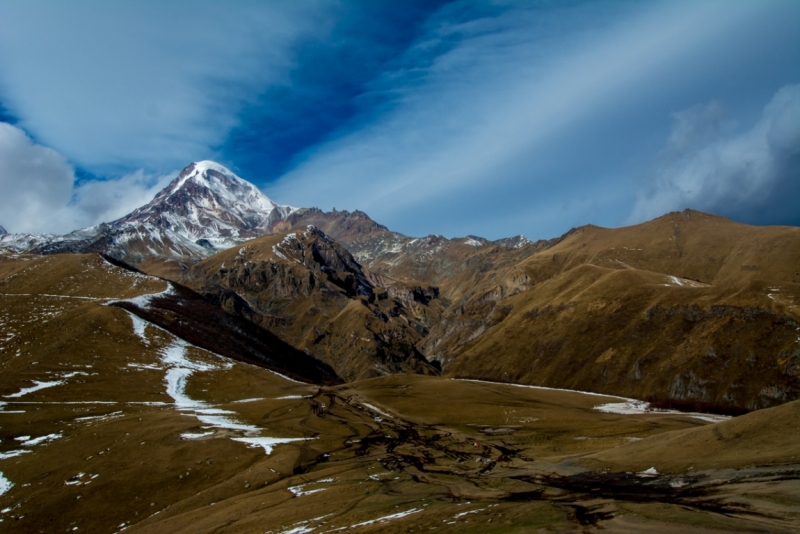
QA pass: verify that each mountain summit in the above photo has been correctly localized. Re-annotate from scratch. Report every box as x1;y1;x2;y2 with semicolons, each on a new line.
0;161;298;270
117;161;295;247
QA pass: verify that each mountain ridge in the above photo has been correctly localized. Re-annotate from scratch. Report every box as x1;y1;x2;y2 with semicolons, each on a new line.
0;161;539;276
2;160;799;410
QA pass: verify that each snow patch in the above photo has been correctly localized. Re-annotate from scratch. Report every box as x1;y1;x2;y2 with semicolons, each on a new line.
0;450;31;460
0;472;12;496
328;508;421;530
287;484;327;497
360;402;393;419
638;467;658;477
18;433;61;446
153;334;309;452
455;379;629;400
234;436;312;455
127;312;149;342
454;508;484;518
124;283;175;309
5;380;65;399
180;431;214;440
594;400;730;422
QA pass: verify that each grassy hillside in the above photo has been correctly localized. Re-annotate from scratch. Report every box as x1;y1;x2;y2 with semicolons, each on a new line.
427;211;800;410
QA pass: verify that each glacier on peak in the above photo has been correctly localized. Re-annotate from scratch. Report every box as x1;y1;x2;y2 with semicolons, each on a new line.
117;160;296;241
0;161;298;264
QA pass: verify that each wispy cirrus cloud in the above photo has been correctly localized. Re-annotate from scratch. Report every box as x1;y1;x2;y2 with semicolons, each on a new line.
267;0;800;238
0;0;333;176
0;1;798;238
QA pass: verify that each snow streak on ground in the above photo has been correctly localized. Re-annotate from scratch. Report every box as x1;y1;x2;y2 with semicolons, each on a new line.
124;282;175;309
269;515;332;534
128;313;149;342
0;450;31;460
0;432;62;462
328;508;421;531
0;293;104;300
0;472;12;496
456;379;729;423
125;313;313;454
287;484;327;497
16;433;62;446
232;436;309;454
454;378;630;400
454;508;485;518
5;380;65;398
360;402;393;419
594;400;730;422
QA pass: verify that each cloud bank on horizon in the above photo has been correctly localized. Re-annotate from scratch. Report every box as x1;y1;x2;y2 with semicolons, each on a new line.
0;0;798;238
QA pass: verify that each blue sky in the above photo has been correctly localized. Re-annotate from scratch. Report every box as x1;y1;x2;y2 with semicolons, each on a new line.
0;0;798;238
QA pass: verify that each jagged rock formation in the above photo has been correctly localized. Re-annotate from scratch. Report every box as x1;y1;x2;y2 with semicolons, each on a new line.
269;207;559;305
180;225;441;381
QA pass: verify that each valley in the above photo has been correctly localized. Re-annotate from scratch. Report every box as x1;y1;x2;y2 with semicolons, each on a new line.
0;162;798;532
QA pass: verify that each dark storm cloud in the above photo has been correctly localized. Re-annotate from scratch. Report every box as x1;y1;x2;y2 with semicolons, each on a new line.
631;84;800;228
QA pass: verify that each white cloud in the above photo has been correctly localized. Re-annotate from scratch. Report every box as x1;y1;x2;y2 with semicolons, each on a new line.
0;123;74;233
629;84;800;223
57;170;176;231
0;122;174;233
0;1;332;173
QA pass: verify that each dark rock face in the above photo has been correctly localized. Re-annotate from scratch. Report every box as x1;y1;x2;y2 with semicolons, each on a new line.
110;278;342;386
182;227;441;382
0;225;6;235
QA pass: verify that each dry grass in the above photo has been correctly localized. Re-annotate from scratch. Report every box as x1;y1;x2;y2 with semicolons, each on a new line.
1;253;798;533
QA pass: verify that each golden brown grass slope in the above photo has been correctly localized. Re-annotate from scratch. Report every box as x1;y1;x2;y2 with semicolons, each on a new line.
1;253;798;533
429;210;800;410
583;398;800;473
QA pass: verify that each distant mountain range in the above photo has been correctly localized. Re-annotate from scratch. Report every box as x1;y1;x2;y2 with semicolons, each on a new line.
2;161;798;409
0;161;534;274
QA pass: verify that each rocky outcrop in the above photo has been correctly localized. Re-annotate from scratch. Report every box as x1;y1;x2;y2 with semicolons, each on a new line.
182;227;440;381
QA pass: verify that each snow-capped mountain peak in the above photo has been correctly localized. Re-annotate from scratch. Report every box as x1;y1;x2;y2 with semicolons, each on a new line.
0;161;300;264
160;161;275;210
116;161;296;246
